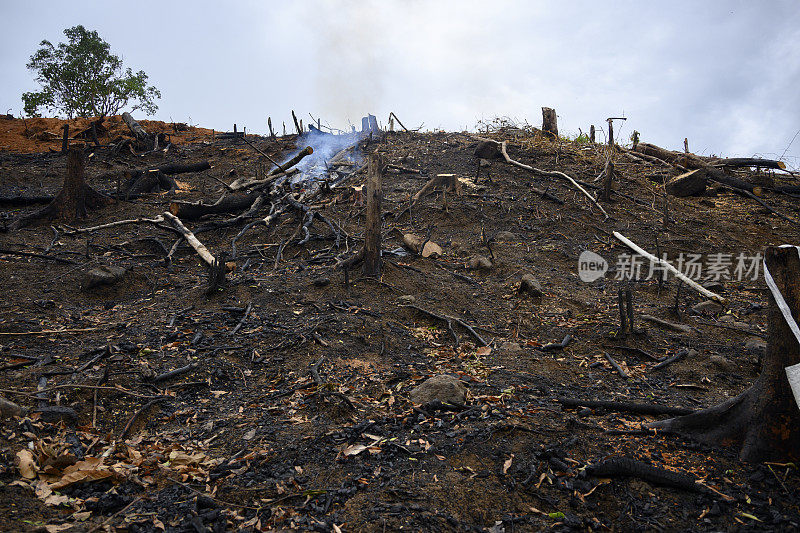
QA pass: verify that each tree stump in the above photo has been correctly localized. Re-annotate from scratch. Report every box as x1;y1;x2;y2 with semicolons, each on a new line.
11;148;111;230
363;153;383;277
651;246;800;462
541;107;558;139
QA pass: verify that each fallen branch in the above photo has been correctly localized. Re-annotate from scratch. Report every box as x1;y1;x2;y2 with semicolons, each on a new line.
586;457;700;491
498;141;609;218
403;304;488;346
162;212;216;266
557;398;694;416
613;231;726;305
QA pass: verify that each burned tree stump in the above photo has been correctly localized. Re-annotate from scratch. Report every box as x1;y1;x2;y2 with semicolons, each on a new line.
363;153;383;277
651;246;800;462
541;107;558;139
11;148;111;230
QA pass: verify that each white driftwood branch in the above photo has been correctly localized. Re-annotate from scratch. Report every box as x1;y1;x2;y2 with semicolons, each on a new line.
497;141;609;219
613;231;727;305
61;216;165;235
163;211;216;266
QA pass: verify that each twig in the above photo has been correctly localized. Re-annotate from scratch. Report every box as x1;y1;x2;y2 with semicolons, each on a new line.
604;352;629;378
230;302;252;335
119;397;168;439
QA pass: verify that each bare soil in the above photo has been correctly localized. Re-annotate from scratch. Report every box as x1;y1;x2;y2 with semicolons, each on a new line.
1;116;799;532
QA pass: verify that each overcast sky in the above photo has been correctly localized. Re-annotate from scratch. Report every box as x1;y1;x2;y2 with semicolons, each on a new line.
2;1;799;167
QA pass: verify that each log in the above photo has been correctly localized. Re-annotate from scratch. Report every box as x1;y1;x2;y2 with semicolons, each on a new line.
665;169;707;197
557;397;694;416
122;169;177;196
651;246;800;462
363;153;383;277
162;211;216;266
541;107;558;138
713;157;786;170
269;146;313;176
122;112;148;143
169;193;258;220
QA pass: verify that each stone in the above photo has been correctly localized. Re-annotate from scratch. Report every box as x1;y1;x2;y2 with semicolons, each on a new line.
312;277;330;287
402;233;423;254
708;355;734;372
718;314;735;324
0;397;26;419
518;274;543;297
467;256;492;271
30;406;78;424
691;300;723;314
83;265;127;290
703;281;725;292
479;158;492;168
409;374;467;406
450;239;469;256
474;140;502;160
398;295;416;305
421;241;442;258
498;341;523;355
744;336;767;355
494;231;517;241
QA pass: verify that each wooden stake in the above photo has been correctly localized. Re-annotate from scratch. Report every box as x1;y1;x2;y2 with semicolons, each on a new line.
684;137;689;153
268;117;275;138
607;118;614;147
363;153;384;277
589;125;595;143
61;124;69;153
292;110;302;135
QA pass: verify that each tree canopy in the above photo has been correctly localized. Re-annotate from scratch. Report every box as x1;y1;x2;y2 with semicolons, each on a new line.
22;25;161;118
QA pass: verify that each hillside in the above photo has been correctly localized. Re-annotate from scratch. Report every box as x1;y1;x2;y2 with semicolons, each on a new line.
1;116;799;532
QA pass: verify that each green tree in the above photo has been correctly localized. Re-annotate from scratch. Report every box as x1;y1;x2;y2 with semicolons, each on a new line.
22;25;161;118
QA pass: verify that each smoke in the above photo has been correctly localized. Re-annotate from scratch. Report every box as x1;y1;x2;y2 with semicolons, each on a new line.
304;1;386;127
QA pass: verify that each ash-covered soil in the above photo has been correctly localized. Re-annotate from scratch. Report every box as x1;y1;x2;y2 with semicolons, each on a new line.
1;118;799;532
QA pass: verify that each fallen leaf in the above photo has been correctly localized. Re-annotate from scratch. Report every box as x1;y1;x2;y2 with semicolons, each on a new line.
15;449;37;479
502;454;514;474
342;444;368;457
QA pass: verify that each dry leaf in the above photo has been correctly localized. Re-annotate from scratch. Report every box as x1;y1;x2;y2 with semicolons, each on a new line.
15;449;37;479
342;444;368;457
502;454;514;474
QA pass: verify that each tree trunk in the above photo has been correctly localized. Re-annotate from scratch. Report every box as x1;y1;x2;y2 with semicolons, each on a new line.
541;107;557;138
650;246;800;462
11;148;111;230
122;112;148;143
363;153;383;277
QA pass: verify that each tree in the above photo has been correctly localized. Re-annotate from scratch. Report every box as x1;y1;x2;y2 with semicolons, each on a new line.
22;25;160;119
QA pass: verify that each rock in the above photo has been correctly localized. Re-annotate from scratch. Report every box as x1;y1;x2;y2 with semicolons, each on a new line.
665;169;707;197
467;256;492;271
421;241;442;258
494;231;516;241
83;265;127;290
691;300;723;314
708;355;734;372
498;341;523;355
518;274;543;297
474;140;502;160
0;397;26;419
703;280;725;292
30;406;78;424
718;314;735;324
450;239;470;256
479;158;492;168
398;295;416;305
402;233;423;254
744;336;767;355
312;276;330;287
409;375;467;406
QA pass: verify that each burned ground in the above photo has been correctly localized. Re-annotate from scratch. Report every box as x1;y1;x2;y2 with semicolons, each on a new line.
1;116;799;532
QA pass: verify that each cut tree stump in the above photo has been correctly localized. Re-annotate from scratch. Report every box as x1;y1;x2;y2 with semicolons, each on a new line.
10;148;111;230
651;246;800;462
541;107;558;138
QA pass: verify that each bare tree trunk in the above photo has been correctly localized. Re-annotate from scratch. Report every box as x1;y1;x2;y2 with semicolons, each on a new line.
651;246;800;462
363;153;383;277
11;148;111;230
541;107;558;138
